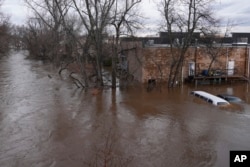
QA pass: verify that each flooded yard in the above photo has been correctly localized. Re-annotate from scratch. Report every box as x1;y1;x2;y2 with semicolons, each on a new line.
1;51;250;167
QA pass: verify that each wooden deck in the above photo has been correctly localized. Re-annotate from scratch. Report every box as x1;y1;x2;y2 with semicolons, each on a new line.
193;75;250;85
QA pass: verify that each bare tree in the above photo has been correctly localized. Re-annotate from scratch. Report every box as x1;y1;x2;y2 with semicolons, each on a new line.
71;0;116;87
0;20;10;54
54;0;116;87
202;21;233;75
24;0;69;63
24;18;45;58
10;25;26;49
109;0;142;88
0;0;10;54
159;0;217;87
24;0;142;88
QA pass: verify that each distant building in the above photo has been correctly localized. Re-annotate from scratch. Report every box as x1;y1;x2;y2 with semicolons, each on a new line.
121;32;201;46
232;32;250;46
158;32;201;45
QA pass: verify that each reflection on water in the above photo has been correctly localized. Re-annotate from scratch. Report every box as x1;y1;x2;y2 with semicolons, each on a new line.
0;51;250;167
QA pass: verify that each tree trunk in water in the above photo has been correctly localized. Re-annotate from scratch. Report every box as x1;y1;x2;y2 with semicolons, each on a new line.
96;43;104;87
168;51;185;87
112;35;118;88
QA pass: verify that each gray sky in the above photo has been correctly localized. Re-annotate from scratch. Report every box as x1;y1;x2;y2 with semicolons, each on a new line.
2;0;26;25
2;0;250;35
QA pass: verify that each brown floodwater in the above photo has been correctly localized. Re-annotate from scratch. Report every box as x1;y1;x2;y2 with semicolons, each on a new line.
1;50;250;167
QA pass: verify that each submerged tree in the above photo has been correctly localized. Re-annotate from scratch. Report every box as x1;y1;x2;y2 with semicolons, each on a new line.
109;0;142;88
25;0;143;88
71;0;116;87
24;0;70;63
0;18;10;54
0;0;10;54
159;0;217;87
24;18;47;59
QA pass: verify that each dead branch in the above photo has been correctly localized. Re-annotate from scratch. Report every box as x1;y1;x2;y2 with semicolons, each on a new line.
58;59;75;75
69;72;85;88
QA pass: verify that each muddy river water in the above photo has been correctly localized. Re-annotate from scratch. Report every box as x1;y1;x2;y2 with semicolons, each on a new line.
1;51;250;167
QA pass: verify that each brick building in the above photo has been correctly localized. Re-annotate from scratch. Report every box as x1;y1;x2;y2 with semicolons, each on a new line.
120;40;250;84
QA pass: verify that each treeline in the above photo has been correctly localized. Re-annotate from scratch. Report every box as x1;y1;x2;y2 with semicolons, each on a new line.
12;0;222;88
11;0;142;88
0;0;10;55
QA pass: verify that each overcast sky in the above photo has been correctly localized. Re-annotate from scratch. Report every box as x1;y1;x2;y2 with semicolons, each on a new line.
2;0;250;35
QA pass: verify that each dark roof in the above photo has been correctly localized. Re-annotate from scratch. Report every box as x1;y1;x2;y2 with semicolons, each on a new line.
159;32;201;38
121;32;250;46
232;32;250;35
231;32;250;44
121;32;201;45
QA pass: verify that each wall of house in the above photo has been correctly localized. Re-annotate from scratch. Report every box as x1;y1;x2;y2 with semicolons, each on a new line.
121;41;249;83
193;47;248;76
142;47;172;83
121;41;144;82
